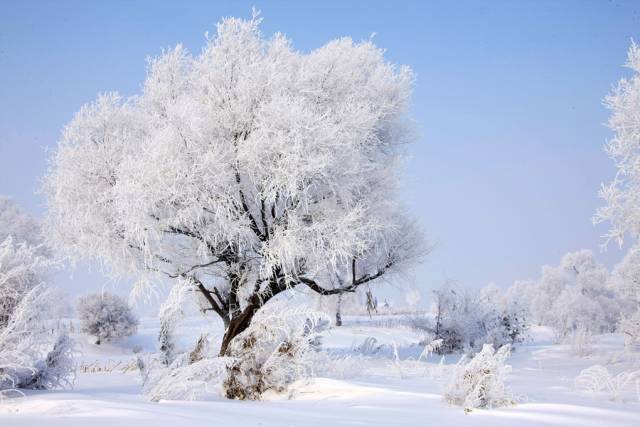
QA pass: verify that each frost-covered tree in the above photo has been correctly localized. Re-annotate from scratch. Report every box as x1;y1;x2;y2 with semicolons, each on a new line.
0;197;42;250
595;42;640;246
43;13;424;356
76;292;138;344
610;243;640;304
593;42;640;349
520;250;621;340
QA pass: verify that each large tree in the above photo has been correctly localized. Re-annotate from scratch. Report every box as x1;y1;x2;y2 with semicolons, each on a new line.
43;14;424;356
595;42;640;245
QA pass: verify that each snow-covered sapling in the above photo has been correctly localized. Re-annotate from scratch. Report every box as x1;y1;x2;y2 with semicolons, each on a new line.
76;292;138;345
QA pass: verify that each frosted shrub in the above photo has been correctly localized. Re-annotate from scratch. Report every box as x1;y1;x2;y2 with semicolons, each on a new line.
23;333;75;390
419;282;527;355
0;236;73;397
353;336;383;356
76;292;138;344
223;305;328;400
443;344;515;411
575;365;640;402
157;280;191;365
419;338;443;361
143;356;230;402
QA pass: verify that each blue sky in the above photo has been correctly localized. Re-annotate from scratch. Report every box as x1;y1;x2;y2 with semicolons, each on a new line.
1;0;639;304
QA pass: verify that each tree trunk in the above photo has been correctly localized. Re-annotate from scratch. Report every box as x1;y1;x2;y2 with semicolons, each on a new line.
335;294;343;327
218;304;257;356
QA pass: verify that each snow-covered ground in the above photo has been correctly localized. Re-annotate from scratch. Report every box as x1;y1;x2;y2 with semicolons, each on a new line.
1;317;639;427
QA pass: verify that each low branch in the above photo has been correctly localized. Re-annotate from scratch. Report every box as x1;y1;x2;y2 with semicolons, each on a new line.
300;260;395;295
299;277;358;295
190;276;228;322
167;259;224;278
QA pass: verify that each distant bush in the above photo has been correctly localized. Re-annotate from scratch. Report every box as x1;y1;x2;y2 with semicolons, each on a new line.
410;282;528;355
575;365;640;402
76;292;138;345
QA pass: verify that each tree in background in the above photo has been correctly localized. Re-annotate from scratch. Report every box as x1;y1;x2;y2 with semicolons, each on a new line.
514;250;621;342
76;292;138;345
0;197;42;249
43;13;425;357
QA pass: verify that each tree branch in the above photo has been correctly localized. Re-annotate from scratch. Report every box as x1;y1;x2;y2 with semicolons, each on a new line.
301;260;395;295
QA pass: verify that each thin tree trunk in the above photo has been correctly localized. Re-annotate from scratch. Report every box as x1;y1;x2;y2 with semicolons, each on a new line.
335;294;343;327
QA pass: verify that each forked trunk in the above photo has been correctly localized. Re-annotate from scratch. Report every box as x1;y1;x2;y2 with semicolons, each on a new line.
218;304;257;356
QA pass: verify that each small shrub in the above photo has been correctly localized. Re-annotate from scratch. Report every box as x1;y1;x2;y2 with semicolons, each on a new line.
76;292;138;344
412;282;528;355
443;344;515;411
0;285;74;397
575;365;640;402
142;355;230;402
22;333;75;390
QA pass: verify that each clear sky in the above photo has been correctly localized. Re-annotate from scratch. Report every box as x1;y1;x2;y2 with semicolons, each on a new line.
1;0;639;305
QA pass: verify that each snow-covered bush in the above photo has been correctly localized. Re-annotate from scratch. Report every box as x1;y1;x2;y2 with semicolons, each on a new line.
415;282;527;355
353;336;384;356
0;237;73;396
480;284;529;350
443;344;515;411
575;365;640;402
143;356;230;402
23;333;75;390
141;304;328;402
157;281;191;365
223;305;328;400
76;292;138;344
